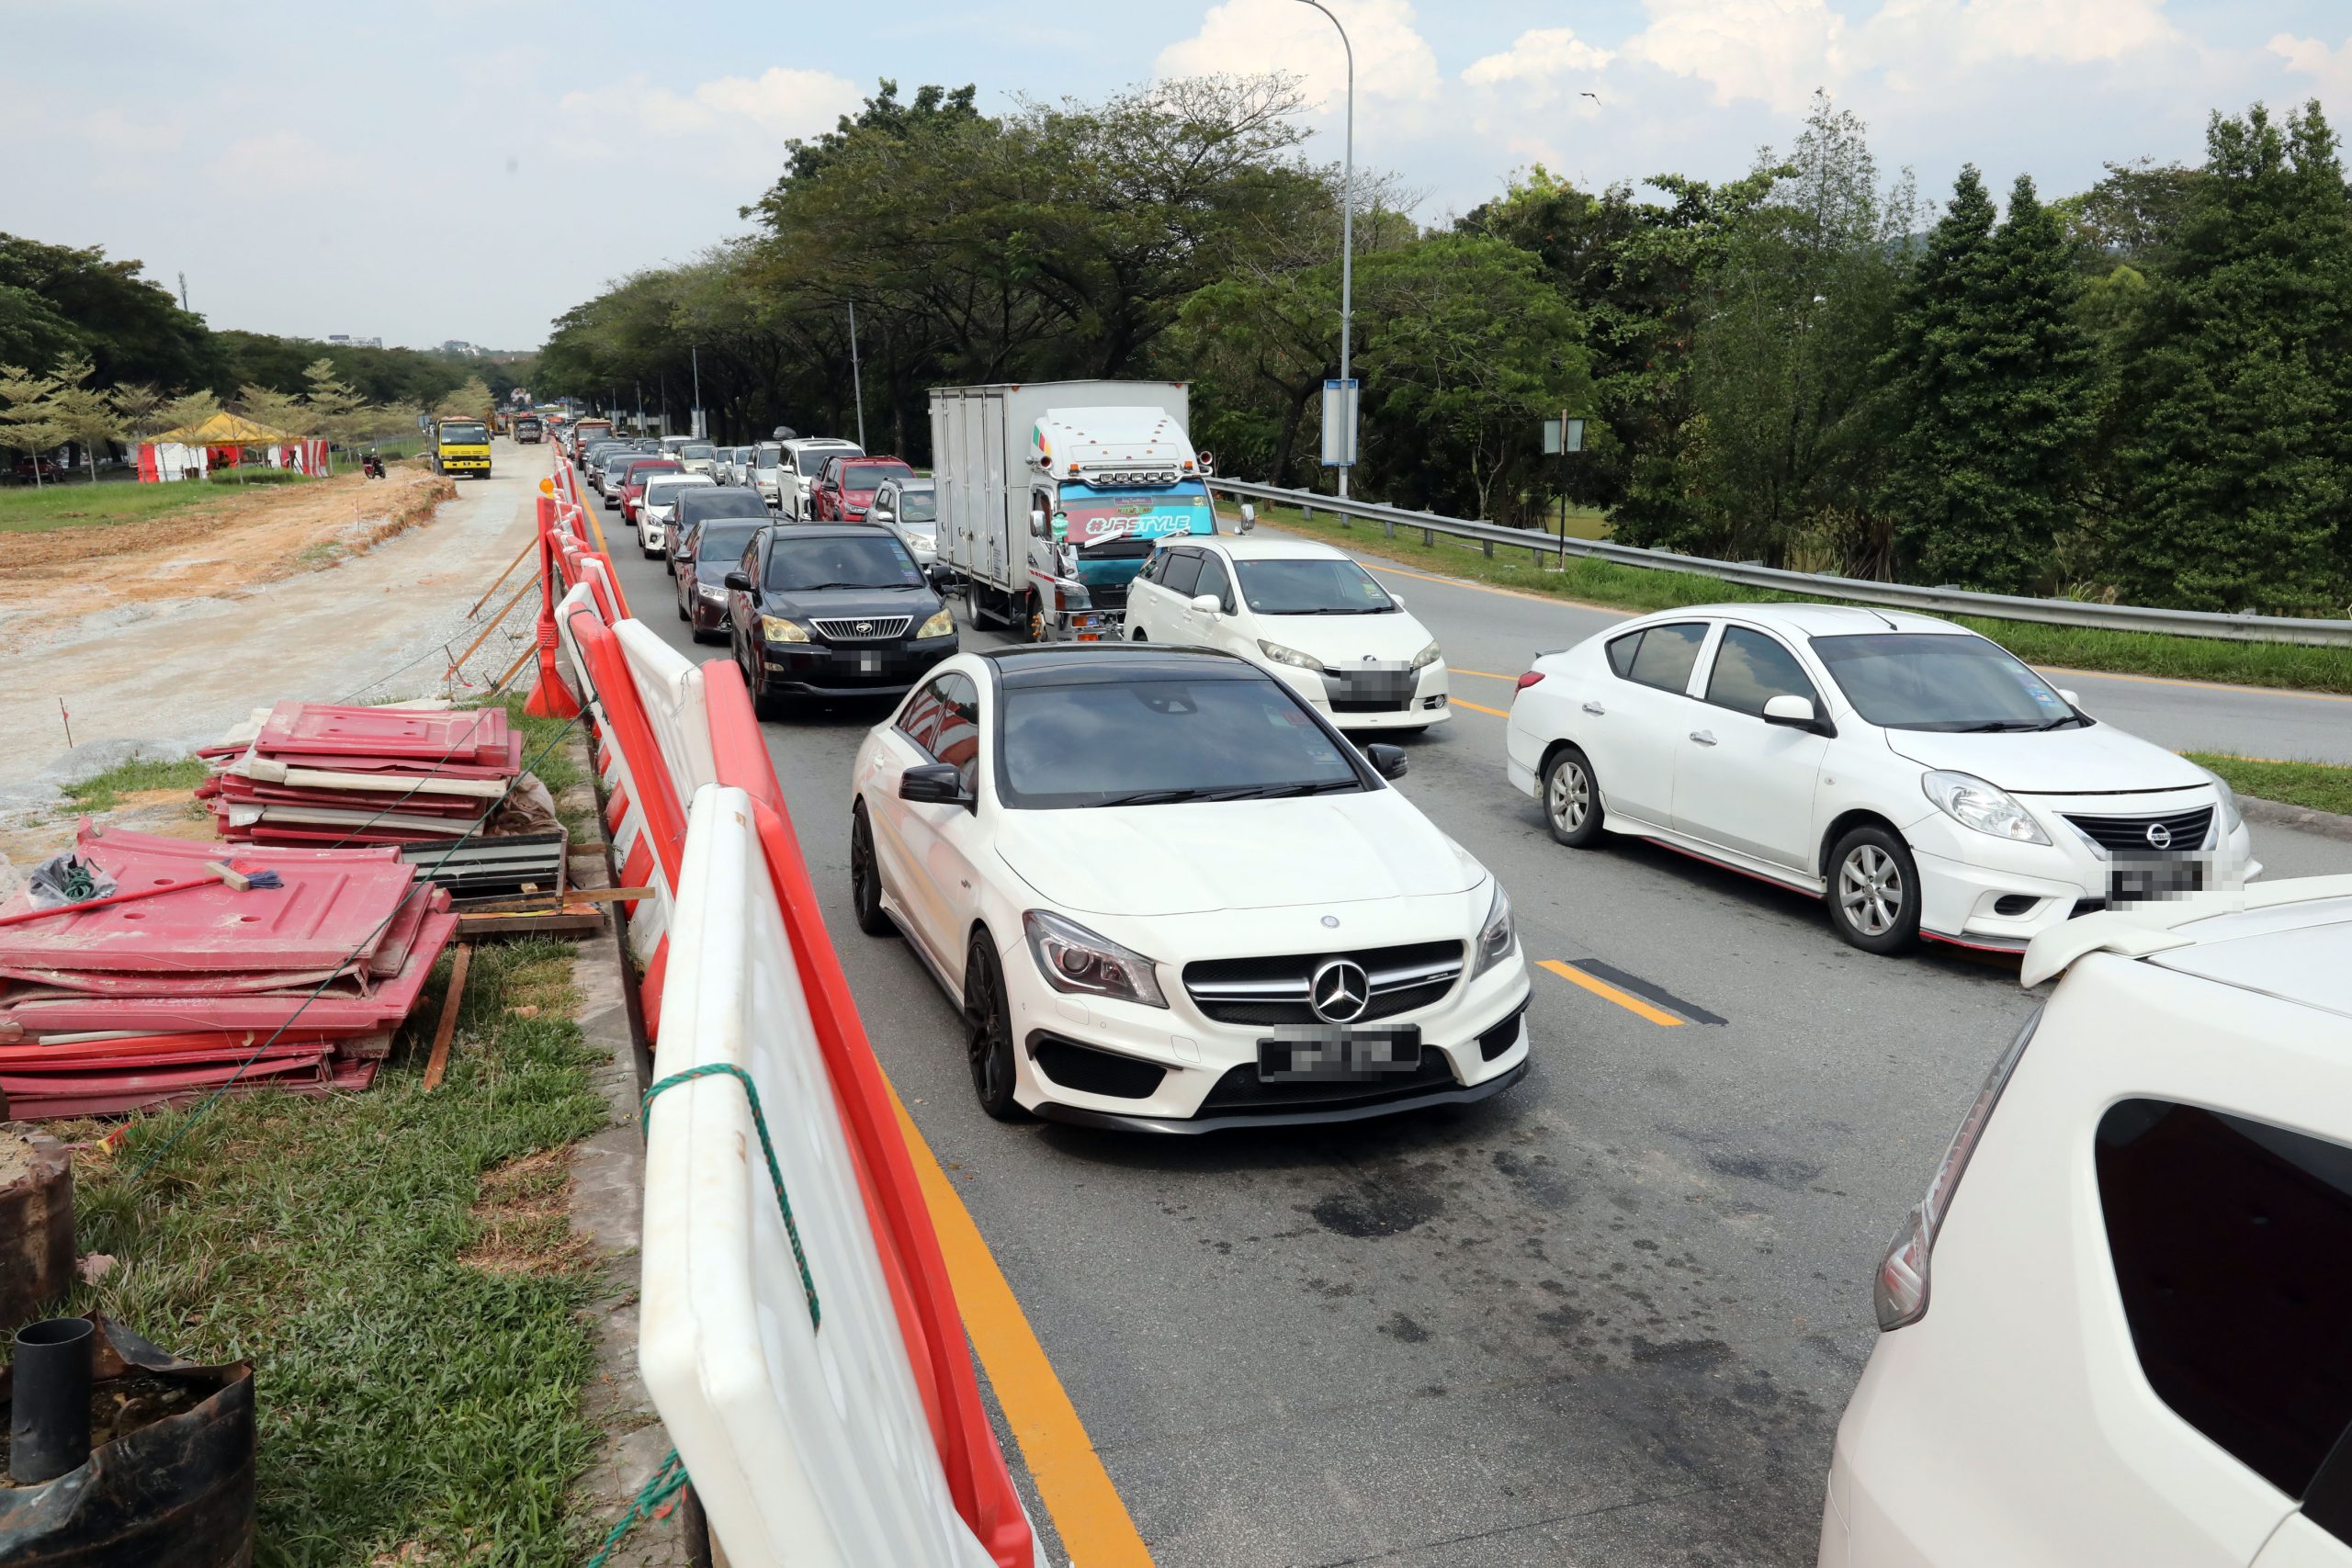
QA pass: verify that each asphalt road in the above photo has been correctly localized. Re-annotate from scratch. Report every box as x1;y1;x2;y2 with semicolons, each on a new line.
584;489;2352;1567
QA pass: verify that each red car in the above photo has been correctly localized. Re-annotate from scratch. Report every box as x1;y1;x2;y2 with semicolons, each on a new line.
810;456;915;521
616;457;683;523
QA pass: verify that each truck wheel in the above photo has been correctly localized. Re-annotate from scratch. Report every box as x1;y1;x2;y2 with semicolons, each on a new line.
1026;595;1053;643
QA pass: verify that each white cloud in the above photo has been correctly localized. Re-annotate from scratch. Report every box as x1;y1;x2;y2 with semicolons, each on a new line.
1464;27;1616;96
1156;0;1443;107
1866;0;2181;72
2271;32;2352;100
560;66;865;144
1621;0;1852;116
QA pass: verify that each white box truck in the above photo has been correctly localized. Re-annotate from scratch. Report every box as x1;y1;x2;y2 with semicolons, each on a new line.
930;380;1225;639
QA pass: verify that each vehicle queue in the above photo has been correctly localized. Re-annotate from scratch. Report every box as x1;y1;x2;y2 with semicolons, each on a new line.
551;389;2351;1568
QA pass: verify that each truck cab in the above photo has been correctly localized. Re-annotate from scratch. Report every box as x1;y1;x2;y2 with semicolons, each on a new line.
1019;409;1216;638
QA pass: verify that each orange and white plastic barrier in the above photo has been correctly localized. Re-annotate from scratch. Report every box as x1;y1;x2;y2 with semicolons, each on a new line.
525;456;1036;1567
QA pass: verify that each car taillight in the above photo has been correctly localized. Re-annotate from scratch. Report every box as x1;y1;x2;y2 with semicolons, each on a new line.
1514;671;1544;691
1874;1008;2041;1330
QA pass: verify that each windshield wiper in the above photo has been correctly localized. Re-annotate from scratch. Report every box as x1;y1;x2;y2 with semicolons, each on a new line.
2034;714;2086;730
1087;788;1214;807
1213;779;1361;800
785;581;893;592
1957;720;2040;732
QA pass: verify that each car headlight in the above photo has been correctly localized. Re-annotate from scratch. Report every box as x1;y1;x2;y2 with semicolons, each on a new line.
760;615;809;644
1472;879;1516;977
697;583;726;602
1921;771;2051;845
1258;639;1326;672
1409;640;1441;671
1023;910;1168;1009
916;608;955;638
2199;768;2244;833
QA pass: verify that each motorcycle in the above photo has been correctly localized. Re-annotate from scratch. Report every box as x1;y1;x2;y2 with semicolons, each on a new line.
360;452;387;479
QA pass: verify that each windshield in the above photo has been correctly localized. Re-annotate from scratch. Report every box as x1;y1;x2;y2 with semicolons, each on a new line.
696;522;763;561
753;444;783;467
842;462;912;495
1810;633;2083;731
1236;557;1396;615
621;461;678;483
796;445;859;475
897;490;938;524
763;534;922;592
681;443;715;459
998;675;1364;809
644;479;708;504
1056;479;1215;546
439;423;487;445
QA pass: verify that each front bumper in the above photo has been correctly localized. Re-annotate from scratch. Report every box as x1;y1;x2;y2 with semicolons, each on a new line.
640;519;668;552
1264;660;1450;729
1905;787;2258;949
756;634;957;696
997;901;1534;1129
688;585;729;631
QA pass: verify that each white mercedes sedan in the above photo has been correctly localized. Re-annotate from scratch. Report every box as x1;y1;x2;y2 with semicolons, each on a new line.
850;645;1532;1131
1124;538;1451;732
1505;604;2259;956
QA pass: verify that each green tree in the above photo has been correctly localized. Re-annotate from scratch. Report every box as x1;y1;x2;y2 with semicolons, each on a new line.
45;354;124;484
1878;169;2096;593
0;233;220;390
436;377;493;418
2106;101;2352;611
0;363;63;487
301;357;371;470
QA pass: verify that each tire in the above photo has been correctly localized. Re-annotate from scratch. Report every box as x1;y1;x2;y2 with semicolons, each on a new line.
1827;824;1922;955
674;592;688;623
1542;747;1606;848
744;649;788;721
961;935;1027;1122
1025;593;1053;644
849;807;894;937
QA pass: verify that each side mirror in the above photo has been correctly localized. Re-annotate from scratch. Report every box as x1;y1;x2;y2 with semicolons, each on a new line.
723;570;751;592
899;762;972;807
1239;502;1257;533
1762;694;1826;734
2056;688;2080;707
1390;594;1405;608
1029;509;1047;538
926;561;951;588
1364;743;1408;781
1190;593;1223;615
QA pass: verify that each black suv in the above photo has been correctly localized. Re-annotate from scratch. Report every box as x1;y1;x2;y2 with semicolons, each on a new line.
725;523;957;717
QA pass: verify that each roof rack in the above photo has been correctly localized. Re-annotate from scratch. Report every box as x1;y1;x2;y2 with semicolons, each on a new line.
2020;875;2352;987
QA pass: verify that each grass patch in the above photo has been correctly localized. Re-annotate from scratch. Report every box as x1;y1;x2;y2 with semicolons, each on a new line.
0;479;234;534
2189;752;2352;818
62;755;209;811
1249;502;2352;694
53;936;610;1566
207;468;318;488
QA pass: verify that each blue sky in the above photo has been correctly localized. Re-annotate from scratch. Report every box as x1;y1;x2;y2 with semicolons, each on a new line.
4;1;2346;354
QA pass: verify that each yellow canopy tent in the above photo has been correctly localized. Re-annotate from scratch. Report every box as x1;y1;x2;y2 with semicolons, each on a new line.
140;412;327;483
152;412;300;446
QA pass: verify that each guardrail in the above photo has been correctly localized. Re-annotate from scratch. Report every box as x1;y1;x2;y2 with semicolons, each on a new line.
1204;478;2352;648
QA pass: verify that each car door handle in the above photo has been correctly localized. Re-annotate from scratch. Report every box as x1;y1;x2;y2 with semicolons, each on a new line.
1689;730;1717;746
1581;701;1606;716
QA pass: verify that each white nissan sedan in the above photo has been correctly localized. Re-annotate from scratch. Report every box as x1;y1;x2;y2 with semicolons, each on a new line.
1124;537;1450;732
1505;604;2259;955
850;645;1531;1131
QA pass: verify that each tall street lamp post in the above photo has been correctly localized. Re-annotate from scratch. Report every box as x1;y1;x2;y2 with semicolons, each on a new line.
1295;0;1355;499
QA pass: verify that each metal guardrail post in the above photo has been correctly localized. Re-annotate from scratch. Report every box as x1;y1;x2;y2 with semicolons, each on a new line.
1203;476;2352;647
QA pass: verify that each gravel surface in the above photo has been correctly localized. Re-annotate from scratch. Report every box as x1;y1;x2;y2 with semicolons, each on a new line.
0;448;538;806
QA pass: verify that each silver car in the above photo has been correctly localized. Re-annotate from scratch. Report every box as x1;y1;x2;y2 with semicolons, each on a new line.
869;476;940;566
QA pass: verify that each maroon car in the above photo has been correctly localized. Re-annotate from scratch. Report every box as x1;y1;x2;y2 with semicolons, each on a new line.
809;456;915;521
673;515;771;644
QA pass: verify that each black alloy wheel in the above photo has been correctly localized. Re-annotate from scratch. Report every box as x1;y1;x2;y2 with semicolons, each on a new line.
961;935;1027;1122
849;807;894;937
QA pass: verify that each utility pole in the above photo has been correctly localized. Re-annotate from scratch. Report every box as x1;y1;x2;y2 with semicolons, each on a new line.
690;344;703;440
847;301;867;450
1296;0;1355;499
176;271;190;311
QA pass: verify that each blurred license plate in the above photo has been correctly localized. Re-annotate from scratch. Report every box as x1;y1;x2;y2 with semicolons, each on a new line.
2109;856;2203;904
1258;1027;1421;1082
856;650;883;673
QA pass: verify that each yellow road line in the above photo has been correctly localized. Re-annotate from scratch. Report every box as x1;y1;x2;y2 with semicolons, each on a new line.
886;1082;1156;1567
1450;668;1518;682
1449;695;1511;717
2039;663;2352;705
1538;959;1686;1027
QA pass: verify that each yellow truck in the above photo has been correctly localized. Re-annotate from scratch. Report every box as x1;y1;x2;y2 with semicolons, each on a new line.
433;417;492;479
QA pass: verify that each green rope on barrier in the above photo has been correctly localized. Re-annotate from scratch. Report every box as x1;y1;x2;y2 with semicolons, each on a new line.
642;1062;820;1328
583;1446;689;1568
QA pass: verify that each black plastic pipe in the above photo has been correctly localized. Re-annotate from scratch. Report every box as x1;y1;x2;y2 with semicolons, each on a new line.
9;1315;94;1483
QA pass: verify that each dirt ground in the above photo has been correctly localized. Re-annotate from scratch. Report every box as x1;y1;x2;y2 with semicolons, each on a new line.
0;447;541;792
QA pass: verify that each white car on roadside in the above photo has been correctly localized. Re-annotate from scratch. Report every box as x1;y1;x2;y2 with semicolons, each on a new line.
747;441;786;508
779;437;862;520
1820;876;2352;1568
635;473;715;559
1505;604;2258;954
848;644;1532;1131
1125;537;1451;733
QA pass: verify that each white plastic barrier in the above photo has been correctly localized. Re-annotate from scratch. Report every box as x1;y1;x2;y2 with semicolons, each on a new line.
615;620;718;797
553;581;673;970
641;786;1003;1568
